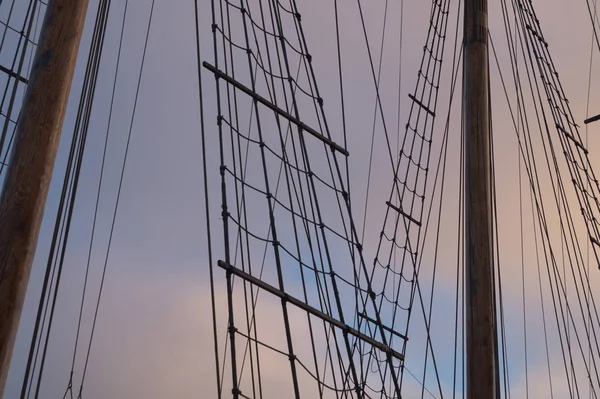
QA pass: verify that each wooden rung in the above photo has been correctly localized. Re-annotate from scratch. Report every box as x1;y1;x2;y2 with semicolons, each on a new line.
203;61;349;156
556;124;588;154
584;114;600;125
0;64;28;84
386;201;421;227
408;93;435;117
525;24;548;47
358;312;408;341
217;260;405;361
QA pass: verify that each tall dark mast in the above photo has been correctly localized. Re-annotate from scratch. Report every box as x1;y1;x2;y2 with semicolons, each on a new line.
0;0;89;394
463;0;498;397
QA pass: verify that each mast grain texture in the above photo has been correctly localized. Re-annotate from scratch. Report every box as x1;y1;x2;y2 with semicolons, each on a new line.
0;0;89;394
464;0;498;398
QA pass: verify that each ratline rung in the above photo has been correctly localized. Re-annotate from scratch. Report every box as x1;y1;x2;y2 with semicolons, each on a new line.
217;260;405;361
386;201;421;227
0;64;28;84
525;24;548;47
556;124;588;154
203;61;349;156
584;113;600;125
358;312;408;342
408;93;435;117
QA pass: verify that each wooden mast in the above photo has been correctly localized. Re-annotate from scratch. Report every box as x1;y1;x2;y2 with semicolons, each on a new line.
0;0;89;394
463;0;498;397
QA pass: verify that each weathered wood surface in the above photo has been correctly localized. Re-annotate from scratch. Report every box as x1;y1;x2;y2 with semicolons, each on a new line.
464;0;499;398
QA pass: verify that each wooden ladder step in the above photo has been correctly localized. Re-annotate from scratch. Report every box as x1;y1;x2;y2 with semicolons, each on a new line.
0;64;28;84
584;114;600;125
556;124;588;154
386;201;421;227
408;93;435;117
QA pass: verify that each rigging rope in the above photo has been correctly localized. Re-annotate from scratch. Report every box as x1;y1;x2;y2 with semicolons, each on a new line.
11;2;154;397
6;0;600;397
20;1;112;396
206;0;460;397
